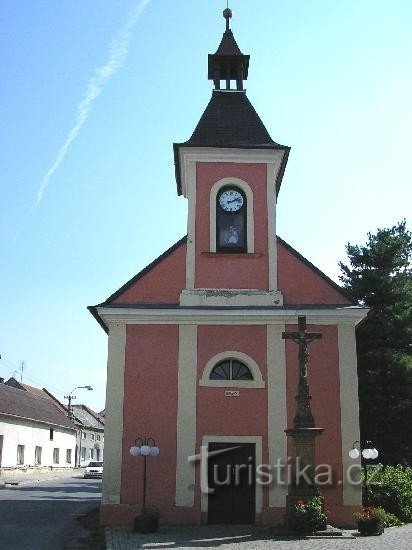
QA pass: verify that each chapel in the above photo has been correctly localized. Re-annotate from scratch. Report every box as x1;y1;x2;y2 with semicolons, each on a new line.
90;9;367;527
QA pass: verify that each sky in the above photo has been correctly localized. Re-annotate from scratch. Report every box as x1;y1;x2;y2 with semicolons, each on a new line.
1;0;411;412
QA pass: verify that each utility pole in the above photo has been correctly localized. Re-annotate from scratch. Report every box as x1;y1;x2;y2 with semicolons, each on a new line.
20;361;25;382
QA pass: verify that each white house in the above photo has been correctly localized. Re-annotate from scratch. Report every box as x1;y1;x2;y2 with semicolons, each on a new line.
0;382;76;470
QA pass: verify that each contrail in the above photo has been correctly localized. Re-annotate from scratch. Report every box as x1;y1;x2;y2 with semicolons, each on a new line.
31;0;151;211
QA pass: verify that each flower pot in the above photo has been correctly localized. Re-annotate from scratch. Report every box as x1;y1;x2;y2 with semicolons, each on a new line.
133;514;159;533
357;518;384;536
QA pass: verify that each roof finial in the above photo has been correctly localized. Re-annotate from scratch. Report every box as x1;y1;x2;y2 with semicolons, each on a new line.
223;5;232;32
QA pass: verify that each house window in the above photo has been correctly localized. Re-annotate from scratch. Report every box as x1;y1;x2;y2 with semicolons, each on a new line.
17;445;25;465
96;449;100;461
90;433;95;441
49;428;54;441
216;186;247;253
53;448;60;464
81;432;87;440
89;448;94;459
81;447;86;460
96;435;101;441
210;359;253;381
66;449;72;464
35;446;42;465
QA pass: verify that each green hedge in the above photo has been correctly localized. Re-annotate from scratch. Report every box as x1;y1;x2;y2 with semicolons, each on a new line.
368;465;412;523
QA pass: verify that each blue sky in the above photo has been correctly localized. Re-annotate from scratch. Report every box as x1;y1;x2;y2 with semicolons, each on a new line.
1;0;411;412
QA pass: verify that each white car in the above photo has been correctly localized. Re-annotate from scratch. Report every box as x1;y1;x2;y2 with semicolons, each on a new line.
84;461;103;479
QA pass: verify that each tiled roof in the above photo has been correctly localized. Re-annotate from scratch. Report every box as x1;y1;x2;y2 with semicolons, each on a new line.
0;383;75;430
184;91;284;148
71;405;104;429
214;29;243;56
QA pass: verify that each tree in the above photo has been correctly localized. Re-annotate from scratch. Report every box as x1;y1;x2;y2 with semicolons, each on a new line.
339;220;412;464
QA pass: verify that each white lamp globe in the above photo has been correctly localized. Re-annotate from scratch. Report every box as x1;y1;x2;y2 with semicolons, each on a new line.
130;446;141;457
140;445;151;456
349;448;360;459
149;446;160;457
362;448;373;459
370;448;379;459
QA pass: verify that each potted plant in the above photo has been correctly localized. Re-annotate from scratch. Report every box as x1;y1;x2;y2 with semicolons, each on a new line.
291;497;328;534
354;507;385;536
133;506;160;533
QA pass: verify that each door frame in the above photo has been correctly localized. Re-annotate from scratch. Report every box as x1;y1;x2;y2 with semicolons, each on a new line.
201;435;263;516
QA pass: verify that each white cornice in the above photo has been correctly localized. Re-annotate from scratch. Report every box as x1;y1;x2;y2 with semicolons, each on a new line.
98;306;368;327
178;147;285;198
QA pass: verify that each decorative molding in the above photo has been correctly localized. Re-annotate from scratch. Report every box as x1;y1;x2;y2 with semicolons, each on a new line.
267;325;288;507
180;288;283;307
199;350;265;388
101;323;126;505
178;147;286;198
185;161;197;289
267;163;278;291
200;435;263;515
209;177;255;253
175;325;198;507
338;324;362;506
97;306;369;327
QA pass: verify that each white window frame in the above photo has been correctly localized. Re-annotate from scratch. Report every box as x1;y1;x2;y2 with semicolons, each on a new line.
210;177;254;253
199;351;265;388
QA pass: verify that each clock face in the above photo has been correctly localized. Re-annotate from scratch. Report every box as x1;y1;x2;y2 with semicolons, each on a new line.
218;189;244;212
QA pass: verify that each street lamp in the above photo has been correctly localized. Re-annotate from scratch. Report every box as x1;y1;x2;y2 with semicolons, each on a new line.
130;437;159;513
64;385;93;419
349;440;379;506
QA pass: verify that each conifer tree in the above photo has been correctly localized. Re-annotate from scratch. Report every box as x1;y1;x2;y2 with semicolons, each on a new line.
339;220;412;464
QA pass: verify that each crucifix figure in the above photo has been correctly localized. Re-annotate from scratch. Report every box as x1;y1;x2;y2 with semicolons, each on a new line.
282;316;322;428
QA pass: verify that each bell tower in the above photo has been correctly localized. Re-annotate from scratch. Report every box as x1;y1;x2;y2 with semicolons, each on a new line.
174;10;290;307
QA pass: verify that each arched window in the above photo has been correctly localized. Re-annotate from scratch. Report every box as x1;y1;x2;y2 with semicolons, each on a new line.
216;186;247;252
210;359;253;381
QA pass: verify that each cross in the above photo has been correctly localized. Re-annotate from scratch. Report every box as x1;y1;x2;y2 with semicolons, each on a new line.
282;316;322;380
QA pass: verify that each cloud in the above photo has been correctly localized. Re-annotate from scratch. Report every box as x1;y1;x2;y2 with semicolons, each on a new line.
31;0;151;211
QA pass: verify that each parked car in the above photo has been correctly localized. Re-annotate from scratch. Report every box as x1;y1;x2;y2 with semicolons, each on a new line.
84;461;103;479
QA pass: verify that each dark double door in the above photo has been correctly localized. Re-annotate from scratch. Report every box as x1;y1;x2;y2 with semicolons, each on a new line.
207;442;255;524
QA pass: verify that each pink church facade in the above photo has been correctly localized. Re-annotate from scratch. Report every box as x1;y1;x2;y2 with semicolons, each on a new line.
90;12;367;528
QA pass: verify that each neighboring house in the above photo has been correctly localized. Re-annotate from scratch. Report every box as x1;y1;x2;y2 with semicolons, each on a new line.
70;404;105;466
4;377;105;467
0;381;76;469
89;13;368;527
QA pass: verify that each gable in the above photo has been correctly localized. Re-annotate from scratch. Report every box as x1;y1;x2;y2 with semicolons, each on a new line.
108;237;187;305
277;237;351;305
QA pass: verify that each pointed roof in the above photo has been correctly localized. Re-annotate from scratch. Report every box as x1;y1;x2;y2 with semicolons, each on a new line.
215;29;243;56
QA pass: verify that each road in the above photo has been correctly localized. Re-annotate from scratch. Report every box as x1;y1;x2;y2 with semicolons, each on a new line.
0;473;101;550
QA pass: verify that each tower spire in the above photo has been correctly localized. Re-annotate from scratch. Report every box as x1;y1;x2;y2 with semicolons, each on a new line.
208;9;250;91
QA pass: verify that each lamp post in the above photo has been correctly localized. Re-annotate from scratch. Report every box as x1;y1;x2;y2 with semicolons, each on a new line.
130;437;159;513
64;385;93;420
349;440;379;506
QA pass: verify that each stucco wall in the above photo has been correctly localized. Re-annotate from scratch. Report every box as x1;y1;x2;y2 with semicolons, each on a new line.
0;416;76;468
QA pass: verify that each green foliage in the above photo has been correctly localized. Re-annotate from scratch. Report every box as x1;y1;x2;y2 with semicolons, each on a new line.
353;506;401;527
292;497;328;533
339;221;412;464
368;465;412;523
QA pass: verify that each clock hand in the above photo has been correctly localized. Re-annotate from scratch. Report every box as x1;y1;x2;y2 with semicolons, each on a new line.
227;197;242;203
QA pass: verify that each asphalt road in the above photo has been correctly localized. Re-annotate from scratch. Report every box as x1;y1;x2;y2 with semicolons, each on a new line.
0;474;101;550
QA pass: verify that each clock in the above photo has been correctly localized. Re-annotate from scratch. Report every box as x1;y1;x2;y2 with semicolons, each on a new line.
218;188;244;212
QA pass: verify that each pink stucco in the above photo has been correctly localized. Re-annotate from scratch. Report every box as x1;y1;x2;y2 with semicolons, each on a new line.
195;163;269;289
278;242;350;305
120;325;179;517
113;241;186;304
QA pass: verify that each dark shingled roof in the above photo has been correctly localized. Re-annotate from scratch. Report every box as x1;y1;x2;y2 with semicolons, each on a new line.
0;383;75;430
173;91;290;196
215;29;243;56
184;91;284;148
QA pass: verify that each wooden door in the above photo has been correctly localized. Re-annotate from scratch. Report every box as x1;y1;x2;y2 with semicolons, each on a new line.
207;442;255;524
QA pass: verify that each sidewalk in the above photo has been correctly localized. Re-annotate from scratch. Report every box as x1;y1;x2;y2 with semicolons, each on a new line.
0;467;81;488
105;523;412;550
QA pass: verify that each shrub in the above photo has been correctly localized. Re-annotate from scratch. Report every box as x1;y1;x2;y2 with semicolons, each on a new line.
368;465;412;523
291;497;327;533
354;506;401;527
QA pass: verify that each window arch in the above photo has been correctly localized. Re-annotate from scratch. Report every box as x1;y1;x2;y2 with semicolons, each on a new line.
209;178;254;253
210;359;253;381
216;186;247;253
199;351;265;388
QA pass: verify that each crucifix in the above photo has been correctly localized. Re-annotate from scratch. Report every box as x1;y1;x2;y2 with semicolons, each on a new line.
282;316;322;429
